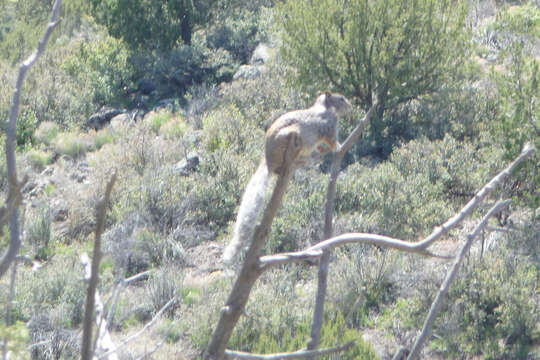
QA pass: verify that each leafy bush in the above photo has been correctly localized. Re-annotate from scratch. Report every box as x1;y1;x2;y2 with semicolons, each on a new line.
435;257;539;359
144;110;173;134
207;9;269;63
487;4;540;210
94;127;116;149
159;116;192;139
12;257;86;328
231;310;378;359
330;247;398;328
62;35;134;107
53;132;92;158
34;121;60;145
27;149;54;170
336;136;503;239
16;108;38;148
26;202;53;260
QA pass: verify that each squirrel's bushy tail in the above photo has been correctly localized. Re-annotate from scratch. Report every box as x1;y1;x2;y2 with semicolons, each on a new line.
222;161;270;264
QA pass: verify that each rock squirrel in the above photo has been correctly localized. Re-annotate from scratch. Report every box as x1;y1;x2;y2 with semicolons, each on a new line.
222;92;352;264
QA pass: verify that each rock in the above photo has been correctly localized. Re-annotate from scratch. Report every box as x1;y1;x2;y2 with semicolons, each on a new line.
51;200;68;222
86;107;125;130
109;113;132;130
175;152;200;176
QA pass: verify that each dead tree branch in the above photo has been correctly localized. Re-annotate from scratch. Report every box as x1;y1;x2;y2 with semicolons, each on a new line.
406;199;512;360
81;173;117;360
0;0;62;279
224;341;354;360
308;103;378;353
204;139;298;360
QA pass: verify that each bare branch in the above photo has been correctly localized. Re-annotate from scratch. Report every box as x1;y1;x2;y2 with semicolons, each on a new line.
225;342;354;360
97;296;178;359
406;200;511;360
82;173;117;360
338;103;378;156
308;103;378;354
204;138;298;360
260;234;454;270
0;0;62;279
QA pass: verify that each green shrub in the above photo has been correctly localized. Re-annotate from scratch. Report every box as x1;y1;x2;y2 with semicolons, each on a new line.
231;310;378;359
202;103;261;153
330;247;397;328
144;110;173;134
0;321;29;360
62;34;134;107
336;136;503;239
435;257;539;359
12;257;86;328
53;132;92;158
159;116;191;139
27;149;54;170
207;9;269;63
34;121;60;145
26;203;52;261
94;128;116;149
146;266;182;317
16;108;38;148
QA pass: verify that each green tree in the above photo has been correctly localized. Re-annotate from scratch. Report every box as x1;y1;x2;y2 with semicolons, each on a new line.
277;0;470;154
90;0;215;50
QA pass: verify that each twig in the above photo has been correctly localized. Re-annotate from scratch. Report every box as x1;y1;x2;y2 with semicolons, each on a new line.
97;296;177;359
0;0;62;279
224;341;354;360
406;200;511;360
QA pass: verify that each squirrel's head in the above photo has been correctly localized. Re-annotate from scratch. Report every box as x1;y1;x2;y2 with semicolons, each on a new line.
316;91;352;116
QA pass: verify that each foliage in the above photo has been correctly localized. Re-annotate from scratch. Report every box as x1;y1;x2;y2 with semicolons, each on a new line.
277;0;470;156
0;321;30;360
90;0;214;50
231;310;378;359
34;121;60;145
146;265;182;317
436;257;539;359
16;108;38;148
330;247;397;328
27;148;54;170
53;131;92;158
26;202;53;260
62;35;134;107
277;0;469;107
488;3;540;209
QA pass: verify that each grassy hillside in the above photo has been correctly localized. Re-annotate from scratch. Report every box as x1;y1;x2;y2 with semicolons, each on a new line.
0;0;538;359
